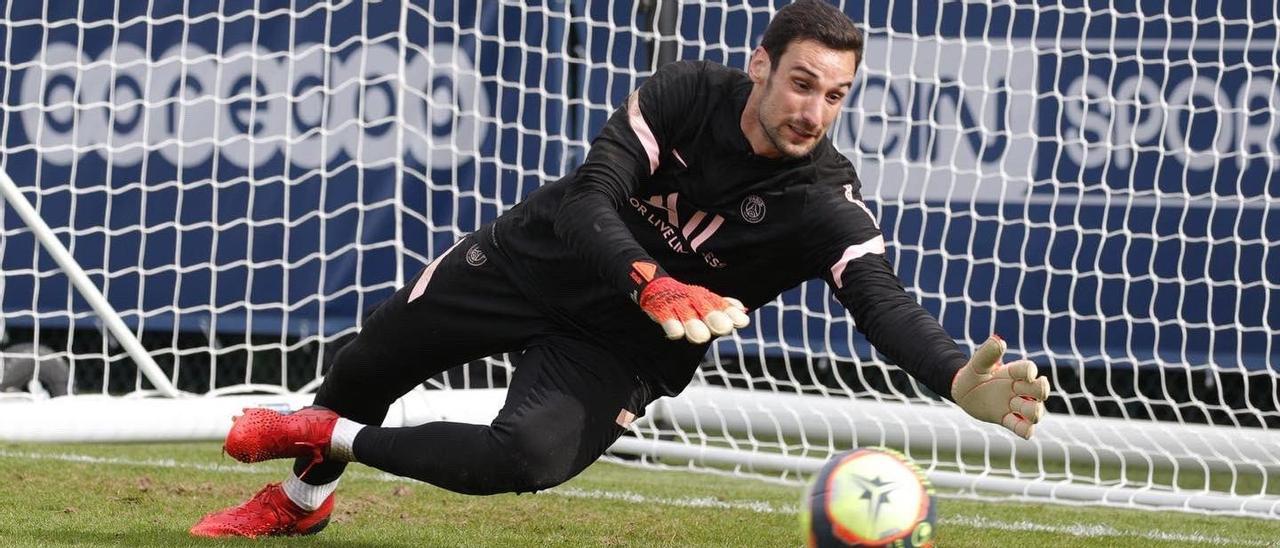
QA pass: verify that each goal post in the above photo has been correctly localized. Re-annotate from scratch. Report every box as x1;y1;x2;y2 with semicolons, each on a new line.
1;0;1276;520
0;169;179;398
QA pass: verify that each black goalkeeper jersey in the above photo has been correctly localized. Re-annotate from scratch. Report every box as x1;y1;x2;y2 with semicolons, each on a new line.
480;60;967;396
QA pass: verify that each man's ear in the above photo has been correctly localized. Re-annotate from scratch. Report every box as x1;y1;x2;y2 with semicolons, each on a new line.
748;46;771;83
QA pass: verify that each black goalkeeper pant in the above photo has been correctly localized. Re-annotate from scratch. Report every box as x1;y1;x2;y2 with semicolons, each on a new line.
294;233;654;495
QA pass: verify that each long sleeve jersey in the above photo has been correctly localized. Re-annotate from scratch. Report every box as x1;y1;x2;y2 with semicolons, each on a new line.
480;60;968;397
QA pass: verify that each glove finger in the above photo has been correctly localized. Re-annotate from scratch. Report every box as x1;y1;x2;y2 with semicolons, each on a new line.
966;335;1006;374
703;310;734;336
1001;413;1035;440
1010;395;1045;423
720;296;750;328
1014;377;1051;401
673;299;701;322
659;318;685;340
683;318;711;344
1004;359;1038;381
646;297;695;321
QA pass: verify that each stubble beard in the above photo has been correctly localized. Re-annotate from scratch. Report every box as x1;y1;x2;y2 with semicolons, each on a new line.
758;79;817;159
760;111;817;158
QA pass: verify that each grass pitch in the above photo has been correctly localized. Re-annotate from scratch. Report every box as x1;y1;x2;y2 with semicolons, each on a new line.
1;442;1277;547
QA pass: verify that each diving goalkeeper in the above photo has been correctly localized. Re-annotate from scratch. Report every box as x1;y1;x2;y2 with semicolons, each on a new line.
191;0;1051;537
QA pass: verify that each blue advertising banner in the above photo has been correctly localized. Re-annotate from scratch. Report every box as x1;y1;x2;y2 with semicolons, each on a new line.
0;0;576;340
1;1;1274;372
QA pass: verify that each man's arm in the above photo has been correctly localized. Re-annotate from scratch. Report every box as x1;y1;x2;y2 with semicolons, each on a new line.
826;243;970;399
553;88;668;300
811;183;1050;438
552;61;748;342
553;61;700;297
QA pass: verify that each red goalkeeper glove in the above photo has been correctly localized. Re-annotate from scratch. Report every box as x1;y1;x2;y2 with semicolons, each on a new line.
637;276;750;344
951;335;1052;440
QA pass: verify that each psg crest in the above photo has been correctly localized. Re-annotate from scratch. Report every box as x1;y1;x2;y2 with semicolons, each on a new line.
740;195;766;223
465;244;488;266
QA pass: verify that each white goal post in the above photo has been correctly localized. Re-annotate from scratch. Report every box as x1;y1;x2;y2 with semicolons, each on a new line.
1;1;1277;519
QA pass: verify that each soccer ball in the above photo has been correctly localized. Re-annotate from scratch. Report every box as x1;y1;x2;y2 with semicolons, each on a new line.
801;448;937;547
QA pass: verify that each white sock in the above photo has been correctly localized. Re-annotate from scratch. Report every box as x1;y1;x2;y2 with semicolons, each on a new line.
326;417;364;462
282;471;339;512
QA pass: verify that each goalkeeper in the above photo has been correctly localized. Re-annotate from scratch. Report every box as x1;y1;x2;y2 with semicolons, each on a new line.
191;0;1050;538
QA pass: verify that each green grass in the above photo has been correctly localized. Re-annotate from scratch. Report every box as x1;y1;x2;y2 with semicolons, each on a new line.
1;442;1278;547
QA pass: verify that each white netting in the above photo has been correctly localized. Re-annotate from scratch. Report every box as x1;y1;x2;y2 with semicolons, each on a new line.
0;0;1276;518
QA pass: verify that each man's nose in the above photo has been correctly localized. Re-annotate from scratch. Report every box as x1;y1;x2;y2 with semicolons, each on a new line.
800;97;824;127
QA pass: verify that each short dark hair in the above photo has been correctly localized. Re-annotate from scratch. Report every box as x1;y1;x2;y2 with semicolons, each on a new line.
760;0;864;71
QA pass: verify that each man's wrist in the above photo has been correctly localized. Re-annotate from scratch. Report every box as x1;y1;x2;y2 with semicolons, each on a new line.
947;356;970;402
627;260;667;302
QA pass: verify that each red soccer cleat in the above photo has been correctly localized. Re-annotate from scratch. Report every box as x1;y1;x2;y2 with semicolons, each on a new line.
223;406;339;477
189;482;333;538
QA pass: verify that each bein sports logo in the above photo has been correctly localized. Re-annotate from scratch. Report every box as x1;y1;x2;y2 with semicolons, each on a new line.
15;41;491;170
1055;40;1280;174
838;38;1279;201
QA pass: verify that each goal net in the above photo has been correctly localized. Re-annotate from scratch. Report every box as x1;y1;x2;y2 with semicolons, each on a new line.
1;0;1276;518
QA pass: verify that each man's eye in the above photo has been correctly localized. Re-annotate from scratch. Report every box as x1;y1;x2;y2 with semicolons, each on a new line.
794;80;810;91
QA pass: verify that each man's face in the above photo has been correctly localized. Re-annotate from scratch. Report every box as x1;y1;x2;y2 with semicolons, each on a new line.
750;40;858;158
